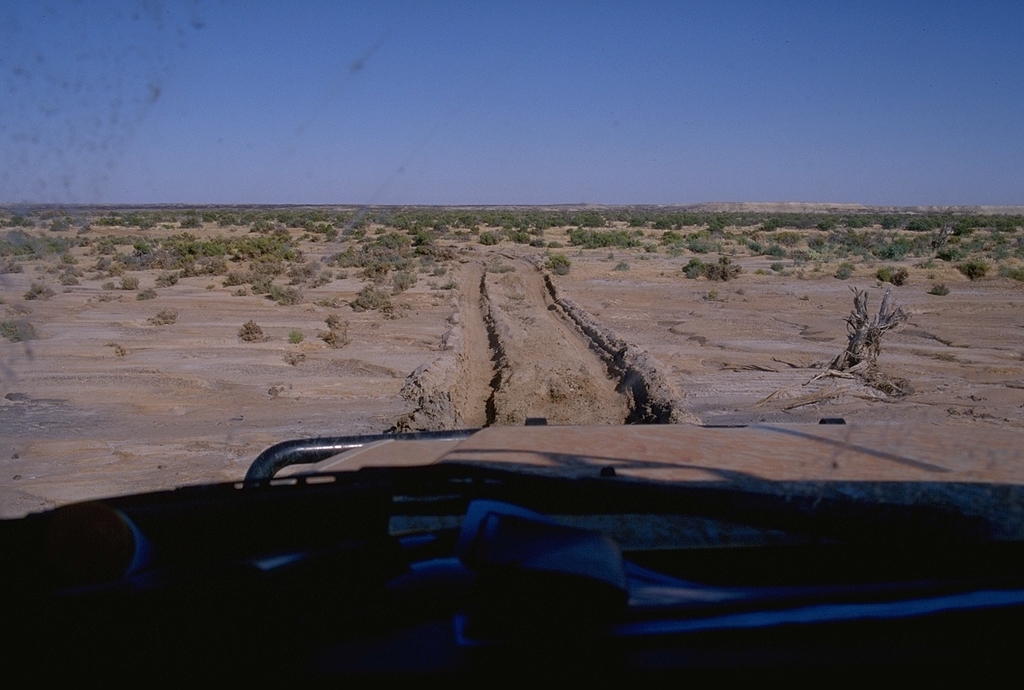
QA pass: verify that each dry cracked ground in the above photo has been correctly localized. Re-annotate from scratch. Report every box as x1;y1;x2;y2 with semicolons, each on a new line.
3;218;1024;517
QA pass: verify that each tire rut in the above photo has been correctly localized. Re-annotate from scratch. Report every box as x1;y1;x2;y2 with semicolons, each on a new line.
394;257;691;430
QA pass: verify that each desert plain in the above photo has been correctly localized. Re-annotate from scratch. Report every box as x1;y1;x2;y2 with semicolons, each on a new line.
2;204;1023;517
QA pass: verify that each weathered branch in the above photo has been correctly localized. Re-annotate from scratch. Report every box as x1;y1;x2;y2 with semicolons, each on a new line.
827;287;907;372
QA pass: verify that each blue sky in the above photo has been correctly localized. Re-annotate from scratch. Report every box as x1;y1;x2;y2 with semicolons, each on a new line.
2;1;1023;206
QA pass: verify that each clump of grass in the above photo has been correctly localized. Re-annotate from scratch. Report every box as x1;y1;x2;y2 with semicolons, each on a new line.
315;296;343;308
238;320;269;342
928;284;950;296
770;262;786;273
876;266;909;285
0;320;37;342
136;288;157;300
120;275;139;290
613;260;630;271
288;330;304;344
232;287;248;297
24;282;55;300
284;352;306;366
957;260;989;280
147;308;178;325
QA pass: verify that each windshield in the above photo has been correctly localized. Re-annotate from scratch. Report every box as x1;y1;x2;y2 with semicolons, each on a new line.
2;2;1023;524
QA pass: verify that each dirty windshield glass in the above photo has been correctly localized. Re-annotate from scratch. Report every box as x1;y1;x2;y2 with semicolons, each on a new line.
2;2;1023;523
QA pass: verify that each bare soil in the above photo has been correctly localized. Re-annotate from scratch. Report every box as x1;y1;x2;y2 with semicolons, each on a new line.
3;223;1023;517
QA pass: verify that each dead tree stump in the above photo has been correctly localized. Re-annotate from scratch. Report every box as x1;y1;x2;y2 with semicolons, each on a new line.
811;287;911;395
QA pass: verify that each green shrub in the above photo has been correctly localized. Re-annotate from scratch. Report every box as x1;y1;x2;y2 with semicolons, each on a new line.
770;262;785;273
567;229;640;249
928;284;950;296
267;284;303;305
957;260;989;280
773;231;801;247
876;266;908;285
936;246;966;262
1;319;37;342
547;254;571;275
136;288;157;300
834;262;855;280
391;270;417;293
613;261;630;271
120;275;139;290
684;258;704;279
288;330;304;344
997;265;1024;281
350;285;394;314
479;231;500;246
766;244;787;257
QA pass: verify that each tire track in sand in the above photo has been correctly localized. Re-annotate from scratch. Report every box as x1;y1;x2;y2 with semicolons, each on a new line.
481;259;629;425
394;256;689;430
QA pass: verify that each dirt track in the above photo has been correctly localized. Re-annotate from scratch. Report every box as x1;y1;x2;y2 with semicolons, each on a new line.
395;257;650;429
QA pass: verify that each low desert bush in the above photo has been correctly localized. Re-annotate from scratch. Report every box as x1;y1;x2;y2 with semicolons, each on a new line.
547;254;571;275
288;330;304;344
957;260;989;280
147;308;178;325
876;266;908;285
319;316;350;348
238;320;268;342
928;284;950;296
613;260;630;271
267;284;302;305
392;270;417;294
120;275;139;290
350;285;393;314
155;271;179;287
685;256;741;281
136;288;157;300
997;265;1024;281
24;282;55;300
834;262;855;280
284;352;306;366
1;319;37;342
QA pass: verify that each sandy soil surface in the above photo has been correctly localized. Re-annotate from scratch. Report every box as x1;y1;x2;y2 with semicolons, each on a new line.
3;221;1023;516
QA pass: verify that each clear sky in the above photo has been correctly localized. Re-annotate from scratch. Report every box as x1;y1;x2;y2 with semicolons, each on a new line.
2;1;1023;206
